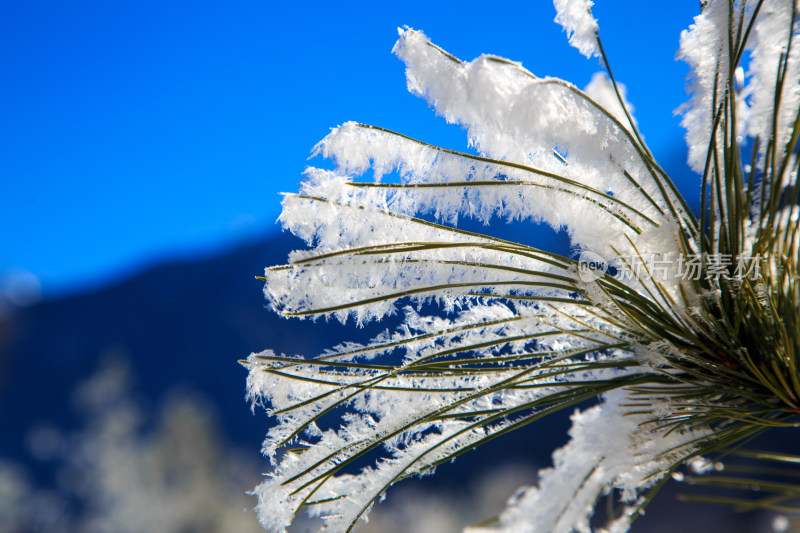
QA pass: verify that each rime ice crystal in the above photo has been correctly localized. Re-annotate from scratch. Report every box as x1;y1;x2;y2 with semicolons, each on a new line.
248;2;800;532
553;0;600;59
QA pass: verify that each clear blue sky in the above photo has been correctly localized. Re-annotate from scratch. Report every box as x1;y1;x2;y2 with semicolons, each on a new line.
1;2;700;300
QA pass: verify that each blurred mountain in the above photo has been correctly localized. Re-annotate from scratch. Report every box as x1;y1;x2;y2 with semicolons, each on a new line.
0;232;344;461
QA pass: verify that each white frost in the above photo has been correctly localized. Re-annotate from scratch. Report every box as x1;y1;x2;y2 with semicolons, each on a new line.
470;390;710;533
740;1;800;179
553;0;601;59
678;0;732;173
248;4;796;531
583;72;637;135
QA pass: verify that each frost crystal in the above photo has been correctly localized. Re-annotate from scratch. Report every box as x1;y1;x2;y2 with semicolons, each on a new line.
553;0;600;59
678;0;732;173
248;2;800;532
583;72;637;134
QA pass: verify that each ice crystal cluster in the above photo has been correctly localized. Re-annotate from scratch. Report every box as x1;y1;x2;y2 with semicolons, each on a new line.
245;1;800;531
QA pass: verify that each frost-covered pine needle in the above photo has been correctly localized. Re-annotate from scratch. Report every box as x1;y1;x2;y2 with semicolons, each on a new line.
553;0;601;59
245;1;800;532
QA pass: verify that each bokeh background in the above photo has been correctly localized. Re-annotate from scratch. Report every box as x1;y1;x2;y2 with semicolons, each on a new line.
0;2;786;532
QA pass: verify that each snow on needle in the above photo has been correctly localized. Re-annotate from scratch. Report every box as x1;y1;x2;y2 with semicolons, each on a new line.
246;1;800;531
